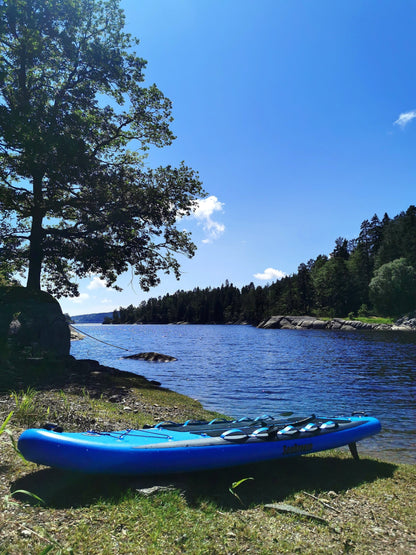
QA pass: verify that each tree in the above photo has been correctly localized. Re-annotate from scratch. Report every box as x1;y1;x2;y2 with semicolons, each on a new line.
375;206;416;270
312;257;353;316
369;258;416;317
296;262;314;313
347;245;371;308
332;237;350;260
0;0;205;298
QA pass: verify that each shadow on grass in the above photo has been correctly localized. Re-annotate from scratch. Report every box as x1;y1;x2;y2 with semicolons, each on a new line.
11;452;397;510
0;356;163;395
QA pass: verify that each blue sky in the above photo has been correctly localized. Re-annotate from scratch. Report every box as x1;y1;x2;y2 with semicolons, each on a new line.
61;0;416;316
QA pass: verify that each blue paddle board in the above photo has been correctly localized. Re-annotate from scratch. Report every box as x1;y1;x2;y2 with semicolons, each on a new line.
18;414;381;475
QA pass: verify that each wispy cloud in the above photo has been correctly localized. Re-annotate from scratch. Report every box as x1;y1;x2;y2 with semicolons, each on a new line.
254;267;287;281
394;110;416;129
192;195;225;243
70;293;90;304
87;276;109;290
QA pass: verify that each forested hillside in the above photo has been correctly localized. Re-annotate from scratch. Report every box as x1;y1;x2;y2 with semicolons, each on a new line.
109;206;416;325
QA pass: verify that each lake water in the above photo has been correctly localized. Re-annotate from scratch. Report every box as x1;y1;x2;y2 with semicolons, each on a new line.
70;324;416;465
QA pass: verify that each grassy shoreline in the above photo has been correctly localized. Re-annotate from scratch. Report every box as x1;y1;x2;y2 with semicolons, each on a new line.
1;360;415;554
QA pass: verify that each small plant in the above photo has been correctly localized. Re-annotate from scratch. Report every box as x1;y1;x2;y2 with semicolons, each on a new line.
358;304;369;317
4;489;45;507
1;411;27;461
11;387;44;427
59;389;67;401
0;411;13;435
81;387;95;409
58;389;72;413
229;477;254;506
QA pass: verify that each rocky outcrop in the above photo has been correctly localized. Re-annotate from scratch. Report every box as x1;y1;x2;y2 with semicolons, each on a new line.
257;315;409;332
393;314;416;330
123;352;177;362
69;326;85;341
0;286;70;358
257;316;331;330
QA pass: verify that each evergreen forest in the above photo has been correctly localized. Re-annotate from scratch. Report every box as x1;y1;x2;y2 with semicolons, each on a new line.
109;206;416;325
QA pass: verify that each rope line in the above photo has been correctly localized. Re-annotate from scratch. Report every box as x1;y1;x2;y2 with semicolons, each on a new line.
70;325;130;351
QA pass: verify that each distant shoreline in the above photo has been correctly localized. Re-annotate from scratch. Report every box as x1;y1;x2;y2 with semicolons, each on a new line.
71;315;416;332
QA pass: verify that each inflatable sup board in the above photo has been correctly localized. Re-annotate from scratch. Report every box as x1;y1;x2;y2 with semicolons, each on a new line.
18;413;381;475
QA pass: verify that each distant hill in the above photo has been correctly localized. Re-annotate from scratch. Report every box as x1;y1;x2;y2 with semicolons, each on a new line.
70;312;113;324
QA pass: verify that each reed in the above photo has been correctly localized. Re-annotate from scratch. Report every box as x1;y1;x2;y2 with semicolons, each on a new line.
11;387;41;427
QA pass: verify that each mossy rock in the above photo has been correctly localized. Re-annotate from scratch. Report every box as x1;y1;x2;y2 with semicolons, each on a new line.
0;286;70;359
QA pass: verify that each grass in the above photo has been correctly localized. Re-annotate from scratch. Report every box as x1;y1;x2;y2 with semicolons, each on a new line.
10;387;44;428
2;445;415;554
1;363;415;554
317;315;395;325
351;316;395;325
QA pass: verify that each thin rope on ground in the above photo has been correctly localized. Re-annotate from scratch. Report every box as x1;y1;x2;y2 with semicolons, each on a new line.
70;325;130;351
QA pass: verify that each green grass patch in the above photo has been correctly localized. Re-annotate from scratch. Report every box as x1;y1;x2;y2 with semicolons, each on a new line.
350;316;394;325
317;315;394;325
1;448;415;554
1;362;415;554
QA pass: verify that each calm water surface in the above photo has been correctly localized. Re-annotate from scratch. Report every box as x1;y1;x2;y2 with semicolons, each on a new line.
71;324;416;464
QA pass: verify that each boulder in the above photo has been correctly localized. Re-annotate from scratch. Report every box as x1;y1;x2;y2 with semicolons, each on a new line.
310;319;328;330
69;326;85;341
279;317;295;329
258;315;328;330
0;286;70;358
297;318;315;329
394;313;416;330
337;323;356;331
123;352;177;362
257;316;286;329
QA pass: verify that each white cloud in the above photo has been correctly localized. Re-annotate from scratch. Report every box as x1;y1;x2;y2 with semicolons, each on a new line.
394;110;416;128
193;196;224;219
70;293;90;304
254;267;287;281
87;276;109;290
192;195;225;243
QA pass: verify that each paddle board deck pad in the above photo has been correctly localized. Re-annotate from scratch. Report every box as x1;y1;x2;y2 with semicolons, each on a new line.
18;414;381;475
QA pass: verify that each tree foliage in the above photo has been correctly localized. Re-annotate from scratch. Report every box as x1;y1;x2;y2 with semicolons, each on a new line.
0;0;205;297
0;261;18;286
112;205;416;324
369;258;416;317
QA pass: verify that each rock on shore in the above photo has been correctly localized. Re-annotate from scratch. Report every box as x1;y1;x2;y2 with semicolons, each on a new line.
69;325;85;340
1;286;70;357
123;352;177;362
257;315;416;331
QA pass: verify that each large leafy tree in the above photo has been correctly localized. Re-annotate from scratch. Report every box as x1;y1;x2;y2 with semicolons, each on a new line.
0;0;205;297
369;258;416;317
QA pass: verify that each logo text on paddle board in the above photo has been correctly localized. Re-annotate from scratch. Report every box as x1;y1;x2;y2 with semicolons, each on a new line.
282;443;313;456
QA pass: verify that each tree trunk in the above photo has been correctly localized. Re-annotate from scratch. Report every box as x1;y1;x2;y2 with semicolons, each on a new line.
27;174;44;290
